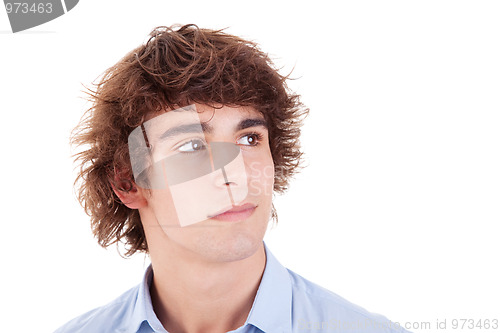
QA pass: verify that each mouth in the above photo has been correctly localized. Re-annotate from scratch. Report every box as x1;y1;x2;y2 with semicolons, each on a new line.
207;203;257;222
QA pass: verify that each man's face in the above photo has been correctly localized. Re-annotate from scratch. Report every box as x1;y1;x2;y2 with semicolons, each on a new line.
134;104;274;262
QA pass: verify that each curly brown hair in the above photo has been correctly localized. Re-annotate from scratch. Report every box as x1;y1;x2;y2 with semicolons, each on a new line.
72;24;309;256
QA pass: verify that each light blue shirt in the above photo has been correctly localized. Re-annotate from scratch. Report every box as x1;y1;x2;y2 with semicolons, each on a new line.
55;244;410;333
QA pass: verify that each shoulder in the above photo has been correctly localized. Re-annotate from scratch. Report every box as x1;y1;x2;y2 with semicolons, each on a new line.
53;285;139;333
286;269;410;333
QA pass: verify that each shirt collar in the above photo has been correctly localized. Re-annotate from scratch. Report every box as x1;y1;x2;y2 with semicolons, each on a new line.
123;242;293;333
245;242;293;332
121;265;165;333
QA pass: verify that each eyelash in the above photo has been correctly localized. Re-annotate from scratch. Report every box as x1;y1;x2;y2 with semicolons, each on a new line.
175;138;207;154
238;132;263;147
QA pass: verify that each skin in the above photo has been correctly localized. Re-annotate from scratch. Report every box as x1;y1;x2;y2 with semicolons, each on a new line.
114;104;275;333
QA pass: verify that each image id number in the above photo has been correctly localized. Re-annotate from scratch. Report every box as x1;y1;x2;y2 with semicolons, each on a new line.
451;319;499;330
5;2;53;14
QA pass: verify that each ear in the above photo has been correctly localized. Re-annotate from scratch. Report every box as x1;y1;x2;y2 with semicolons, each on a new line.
110;172;148;209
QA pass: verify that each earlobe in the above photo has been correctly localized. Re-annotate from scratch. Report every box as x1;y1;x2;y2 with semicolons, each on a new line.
110;176;148;209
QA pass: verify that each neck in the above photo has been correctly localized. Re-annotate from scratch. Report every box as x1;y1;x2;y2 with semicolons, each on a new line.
149;242;266;333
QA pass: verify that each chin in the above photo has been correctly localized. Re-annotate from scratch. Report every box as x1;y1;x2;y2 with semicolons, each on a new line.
194;232;263;263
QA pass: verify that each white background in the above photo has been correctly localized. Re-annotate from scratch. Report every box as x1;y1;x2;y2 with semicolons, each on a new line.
1;1;499;332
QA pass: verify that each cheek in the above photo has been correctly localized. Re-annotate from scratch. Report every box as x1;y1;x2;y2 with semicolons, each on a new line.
246;155;275;197
145;187;181;227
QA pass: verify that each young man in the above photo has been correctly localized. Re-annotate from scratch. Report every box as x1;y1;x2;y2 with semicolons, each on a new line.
56;24;409;333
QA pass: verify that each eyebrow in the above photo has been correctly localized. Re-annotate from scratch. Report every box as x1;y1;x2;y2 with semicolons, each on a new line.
158;123;208;141
236;118;268;132
158;117;268;141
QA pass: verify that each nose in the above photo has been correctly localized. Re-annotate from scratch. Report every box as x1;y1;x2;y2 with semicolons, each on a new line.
209;142;248;203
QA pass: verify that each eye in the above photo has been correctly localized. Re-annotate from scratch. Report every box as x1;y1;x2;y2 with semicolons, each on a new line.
237;133;262;146
177;139;207;152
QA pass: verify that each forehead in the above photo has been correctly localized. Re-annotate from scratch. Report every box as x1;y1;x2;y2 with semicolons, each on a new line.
145;104;265;123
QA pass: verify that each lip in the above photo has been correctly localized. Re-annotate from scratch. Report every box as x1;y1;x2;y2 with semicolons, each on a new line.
208;203;257;222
